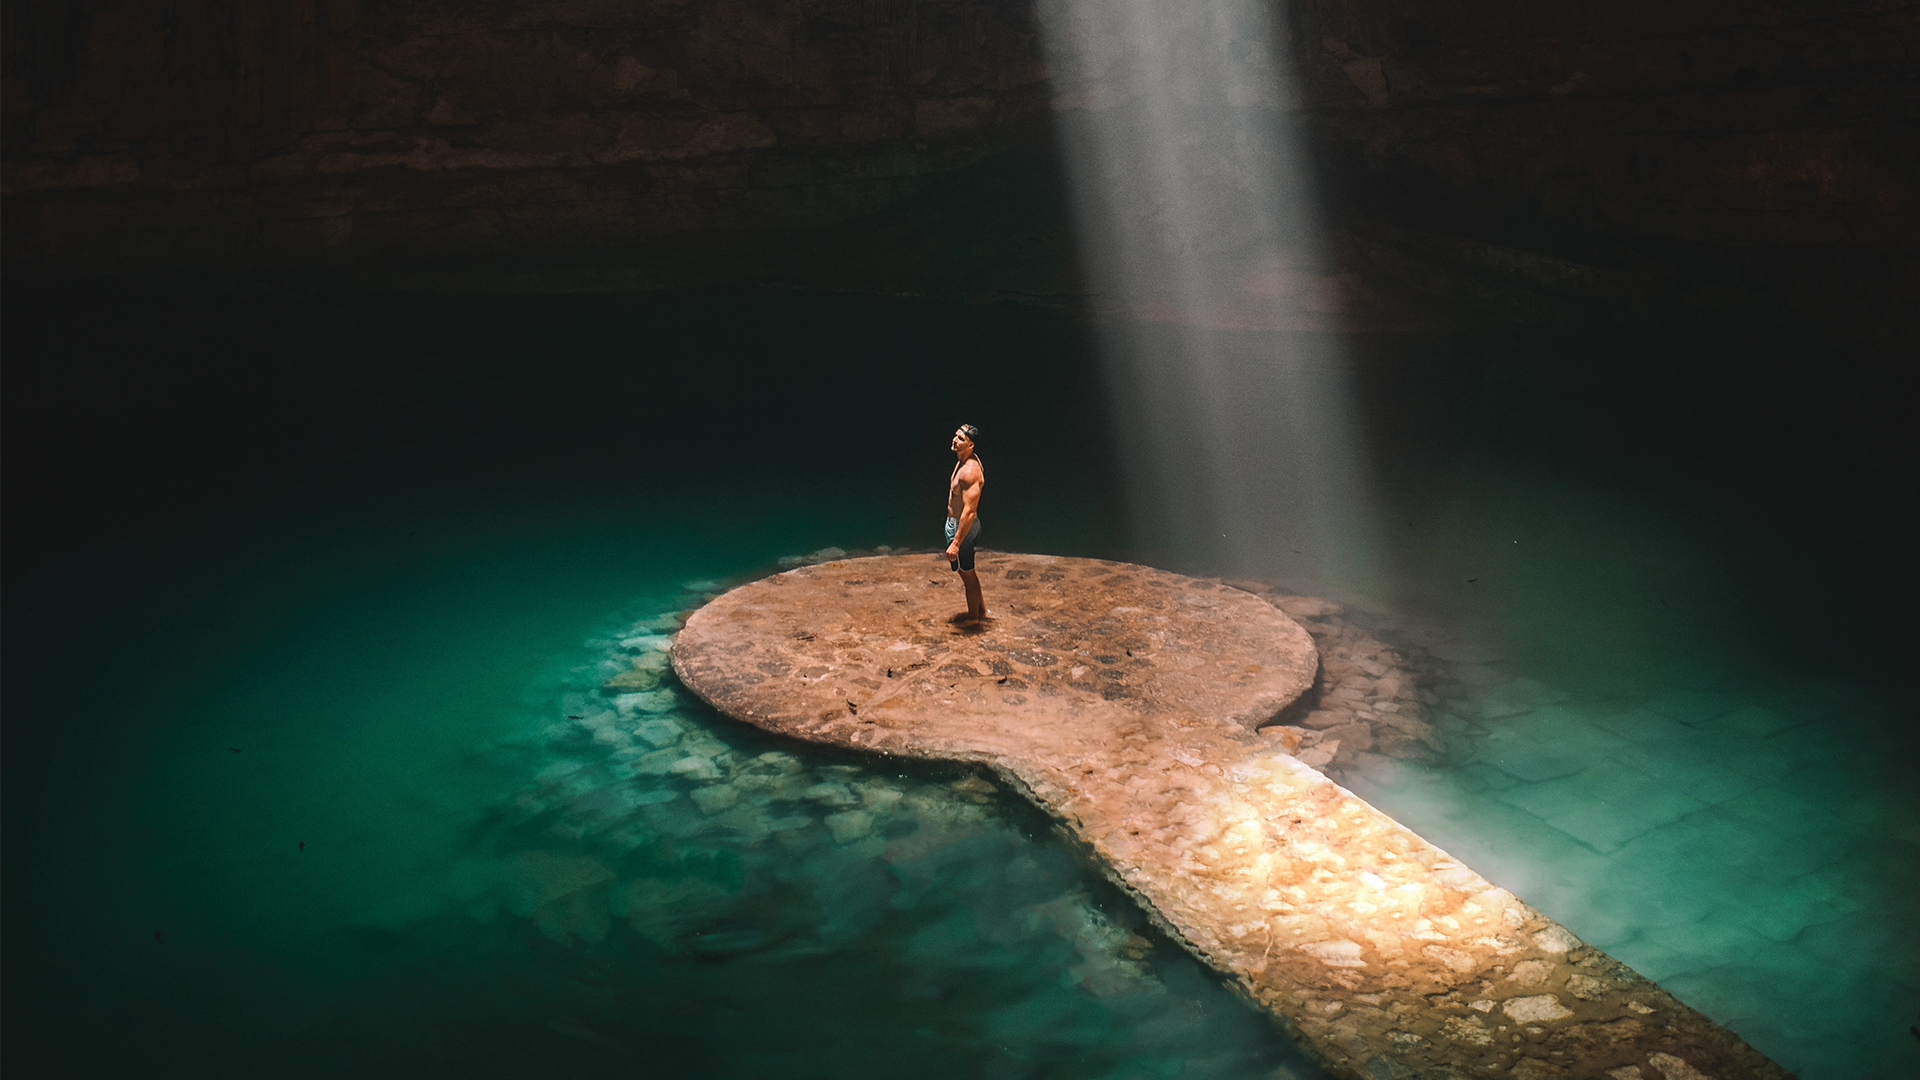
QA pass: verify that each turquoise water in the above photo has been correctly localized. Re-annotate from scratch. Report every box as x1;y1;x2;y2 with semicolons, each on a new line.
1327;468;1917;1077
6;293;1912;1077
10;487;1326;1078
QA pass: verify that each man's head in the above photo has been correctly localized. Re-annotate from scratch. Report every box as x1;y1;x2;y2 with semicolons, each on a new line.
951;424;979;456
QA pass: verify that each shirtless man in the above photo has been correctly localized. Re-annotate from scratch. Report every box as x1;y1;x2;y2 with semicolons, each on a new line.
944;423;987;622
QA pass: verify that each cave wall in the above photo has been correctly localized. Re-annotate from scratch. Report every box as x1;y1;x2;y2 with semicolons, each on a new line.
2;0;1055;271
4;1;1915;346
1297;1;1917;250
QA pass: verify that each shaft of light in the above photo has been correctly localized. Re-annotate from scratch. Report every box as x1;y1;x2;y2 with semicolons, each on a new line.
1036;0;1378;589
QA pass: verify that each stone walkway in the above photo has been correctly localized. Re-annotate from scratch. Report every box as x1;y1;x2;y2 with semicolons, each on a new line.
672;553;1795;1079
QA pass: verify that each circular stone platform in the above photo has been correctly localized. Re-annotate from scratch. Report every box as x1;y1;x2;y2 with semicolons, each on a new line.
670;552;1320;764
672;554;1794;1080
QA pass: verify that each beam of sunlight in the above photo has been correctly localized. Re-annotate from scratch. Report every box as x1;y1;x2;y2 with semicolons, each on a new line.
1036;0;1380;591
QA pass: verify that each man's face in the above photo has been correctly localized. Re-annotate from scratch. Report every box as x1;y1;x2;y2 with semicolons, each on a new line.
951;429;973;455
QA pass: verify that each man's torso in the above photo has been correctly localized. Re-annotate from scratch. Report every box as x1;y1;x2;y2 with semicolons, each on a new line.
948;457;984;518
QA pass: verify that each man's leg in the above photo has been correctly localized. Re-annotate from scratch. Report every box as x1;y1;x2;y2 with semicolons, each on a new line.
959;570;986;620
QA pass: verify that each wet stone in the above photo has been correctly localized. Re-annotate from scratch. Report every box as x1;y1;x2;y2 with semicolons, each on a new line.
673;554;1793;1080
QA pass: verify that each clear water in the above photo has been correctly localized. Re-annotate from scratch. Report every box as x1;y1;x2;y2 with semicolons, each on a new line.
5;292;1912;1077
1329;471;1917;1076
9;491;1324;1078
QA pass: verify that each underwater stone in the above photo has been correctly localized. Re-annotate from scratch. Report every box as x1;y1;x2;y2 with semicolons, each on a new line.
690;785;739;813
669;755;722;781
635;718;684;747
642;798;707;838
824;809;875;843
606;665;666;692
714;804;771;843
803;781;860;807
680;735;733;760
535;761;588;784
634;749;685;776
759;775;814;801
857;781;906;808
615;689;679;714
507;851;615;917
902;791;989;828
673;554;1794;1080
778;546;848;567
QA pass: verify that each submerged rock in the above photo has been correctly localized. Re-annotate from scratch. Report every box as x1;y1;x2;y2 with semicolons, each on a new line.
613;689;679;714
802;781;859;807
856;780;905;808
668;755;722;781
633;749;685;776
605;658;670;692
690;784;740;814
823;809;874;843
507;851;616;918
634;717;683;748
618;633;675;653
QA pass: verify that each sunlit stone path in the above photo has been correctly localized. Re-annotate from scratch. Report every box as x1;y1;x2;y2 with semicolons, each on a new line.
672;554;1793;1080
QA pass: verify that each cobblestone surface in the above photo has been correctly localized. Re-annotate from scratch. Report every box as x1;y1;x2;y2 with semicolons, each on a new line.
672;553;1795;1079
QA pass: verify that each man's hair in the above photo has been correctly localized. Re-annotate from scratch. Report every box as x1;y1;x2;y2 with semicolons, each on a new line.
957;423;980;443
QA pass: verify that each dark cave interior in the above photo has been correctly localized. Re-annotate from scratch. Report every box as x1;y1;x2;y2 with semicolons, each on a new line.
3;3;1916;1078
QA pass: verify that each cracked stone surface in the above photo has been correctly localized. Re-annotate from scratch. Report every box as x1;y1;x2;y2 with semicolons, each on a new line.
672;553;1795;1079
